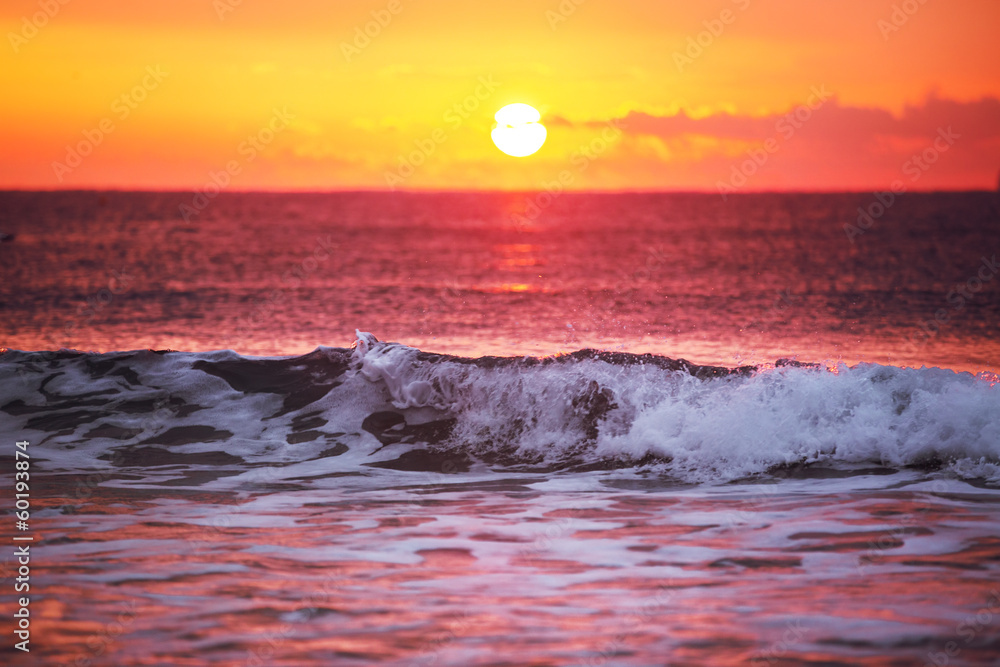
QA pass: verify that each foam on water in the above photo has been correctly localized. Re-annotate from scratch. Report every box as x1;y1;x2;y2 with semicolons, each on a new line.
2;332;998;487
350;332;1000;482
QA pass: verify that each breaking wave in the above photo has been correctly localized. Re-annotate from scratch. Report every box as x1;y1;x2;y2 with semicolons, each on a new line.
2;332;998;485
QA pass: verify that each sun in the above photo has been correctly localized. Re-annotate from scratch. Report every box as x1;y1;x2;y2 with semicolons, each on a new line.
491;103;547;157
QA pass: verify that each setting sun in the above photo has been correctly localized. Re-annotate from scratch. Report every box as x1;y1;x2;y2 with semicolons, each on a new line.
491;103;547;157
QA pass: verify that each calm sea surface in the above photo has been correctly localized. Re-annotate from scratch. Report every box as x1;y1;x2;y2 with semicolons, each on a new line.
1;191;998;369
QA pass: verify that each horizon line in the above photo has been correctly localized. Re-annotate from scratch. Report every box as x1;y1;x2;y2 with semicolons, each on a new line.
1;187;998;196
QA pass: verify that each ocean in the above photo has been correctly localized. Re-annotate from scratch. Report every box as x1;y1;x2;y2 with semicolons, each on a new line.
1;191;999;665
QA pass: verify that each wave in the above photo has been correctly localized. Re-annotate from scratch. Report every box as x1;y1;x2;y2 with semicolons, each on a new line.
2;332;998;484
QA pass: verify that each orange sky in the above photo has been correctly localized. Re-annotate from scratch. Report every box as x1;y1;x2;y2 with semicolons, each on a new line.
2;0;999;191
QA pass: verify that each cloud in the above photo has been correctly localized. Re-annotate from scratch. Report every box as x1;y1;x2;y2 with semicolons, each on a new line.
622;95;1000;143
594;95;1000;190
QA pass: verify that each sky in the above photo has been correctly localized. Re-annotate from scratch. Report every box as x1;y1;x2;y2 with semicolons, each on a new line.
1;0;999;192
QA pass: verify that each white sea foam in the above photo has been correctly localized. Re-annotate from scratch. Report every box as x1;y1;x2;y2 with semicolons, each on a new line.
2;334;998;486
348;334;1000;483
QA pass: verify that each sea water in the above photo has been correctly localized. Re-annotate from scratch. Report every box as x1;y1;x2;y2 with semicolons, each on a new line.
1;191;999;665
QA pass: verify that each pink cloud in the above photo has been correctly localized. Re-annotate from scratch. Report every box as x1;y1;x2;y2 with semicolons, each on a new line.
605;95;1000;191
